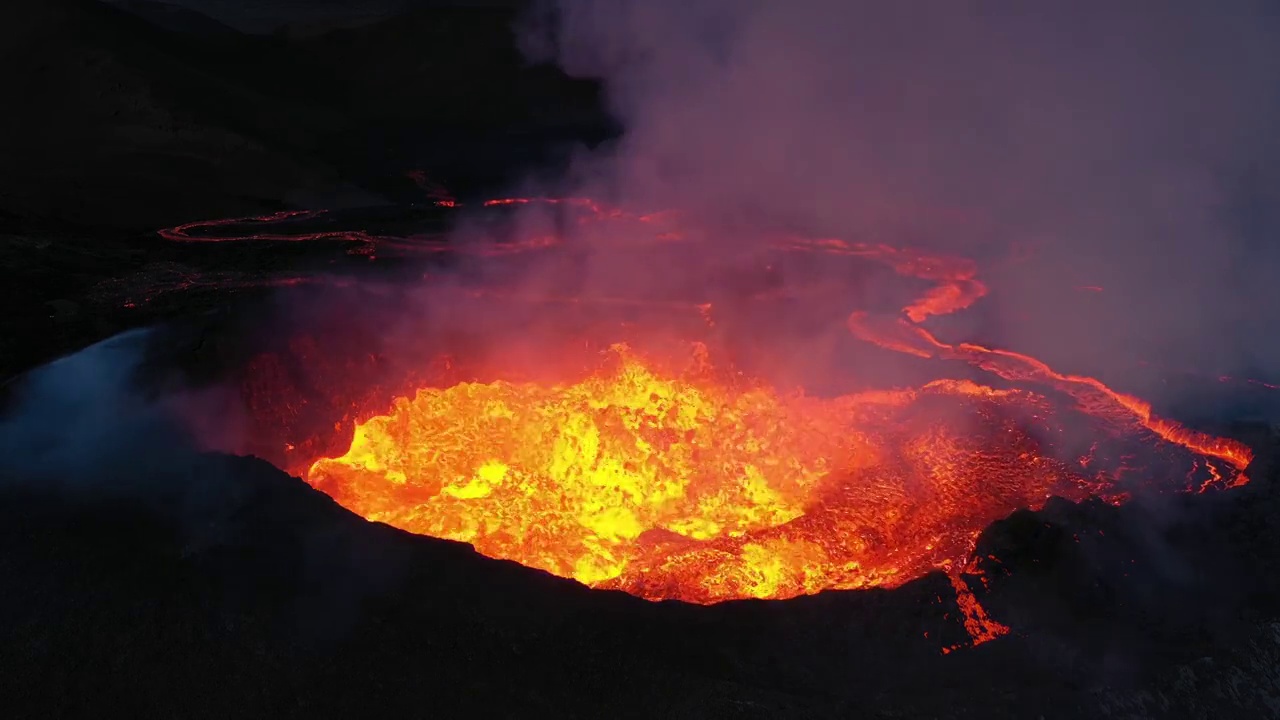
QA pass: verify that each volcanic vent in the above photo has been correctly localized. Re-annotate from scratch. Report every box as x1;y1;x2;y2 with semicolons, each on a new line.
230;199;1251;607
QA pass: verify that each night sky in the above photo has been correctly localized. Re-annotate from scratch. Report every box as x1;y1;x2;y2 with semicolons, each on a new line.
104;0;510;33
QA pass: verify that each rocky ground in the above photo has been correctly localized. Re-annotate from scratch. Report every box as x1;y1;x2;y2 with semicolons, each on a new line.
1;408;1277;717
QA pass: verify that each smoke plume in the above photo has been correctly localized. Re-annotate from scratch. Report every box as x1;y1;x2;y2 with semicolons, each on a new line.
0;329;241;497
517;0;1280;386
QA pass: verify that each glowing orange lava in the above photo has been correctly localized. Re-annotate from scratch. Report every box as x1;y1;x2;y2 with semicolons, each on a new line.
309;344;1093;603
296;198;1252;611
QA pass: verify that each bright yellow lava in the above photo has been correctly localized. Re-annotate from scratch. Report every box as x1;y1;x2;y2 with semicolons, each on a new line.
304;343;1236;604
309;344;866;588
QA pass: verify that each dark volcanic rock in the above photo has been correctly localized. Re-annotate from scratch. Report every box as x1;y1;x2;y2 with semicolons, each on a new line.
1;424;1279;717
0;0;609;231
280;3;613;200
0;0;365;229
0;453;854;717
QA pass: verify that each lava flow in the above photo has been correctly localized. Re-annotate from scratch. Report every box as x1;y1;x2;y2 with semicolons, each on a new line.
289;198;1252;610
310;345;1093;603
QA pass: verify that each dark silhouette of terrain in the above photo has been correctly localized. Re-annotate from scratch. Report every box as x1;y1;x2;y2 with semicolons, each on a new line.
108;0;421;35
0;0;606;375
0;0;348;229
282;2;611;199
0;0;606;231
109;0;241;36
1;423;1278;718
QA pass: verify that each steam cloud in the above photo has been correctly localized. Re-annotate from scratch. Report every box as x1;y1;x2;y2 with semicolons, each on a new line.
0;329;241;497
517;0;1280;385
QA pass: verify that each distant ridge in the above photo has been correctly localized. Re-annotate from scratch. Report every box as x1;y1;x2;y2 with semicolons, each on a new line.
0;0;363;228
1;0;608;230
109;0;241;37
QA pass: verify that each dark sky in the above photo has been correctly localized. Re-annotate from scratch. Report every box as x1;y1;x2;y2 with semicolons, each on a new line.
106;0;513;33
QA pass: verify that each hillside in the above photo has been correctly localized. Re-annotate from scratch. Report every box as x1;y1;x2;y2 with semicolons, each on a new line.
0;0;608;231
109;0;241;36
0;0;365;230
281;2;612;198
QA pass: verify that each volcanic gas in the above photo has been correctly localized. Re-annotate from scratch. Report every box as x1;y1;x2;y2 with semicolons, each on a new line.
218;198;1252;607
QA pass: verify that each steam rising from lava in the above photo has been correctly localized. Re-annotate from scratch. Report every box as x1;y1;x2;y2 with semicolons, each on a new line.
520;0;1280;380
0;330;237;494
308;0;1275;603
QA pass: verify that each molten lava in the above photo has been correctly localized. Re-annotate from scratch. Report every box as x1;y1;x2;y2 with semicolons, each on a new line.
307;345;1104;602
267;198;1253;610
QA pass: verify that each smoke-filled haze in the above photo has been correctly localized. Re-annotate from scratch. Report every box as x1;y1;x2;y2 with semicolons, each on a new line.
518;0;1280;382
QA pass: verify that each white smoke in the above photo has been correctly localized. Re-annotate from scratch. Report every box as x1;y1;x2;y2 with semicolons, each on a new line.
519;0;1280;384
0;328;235;495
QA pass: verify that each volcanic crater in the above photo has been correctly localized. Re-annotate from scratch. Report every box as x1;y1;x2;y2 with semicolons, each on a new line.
5;197;1278;717
186;199;1253;642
